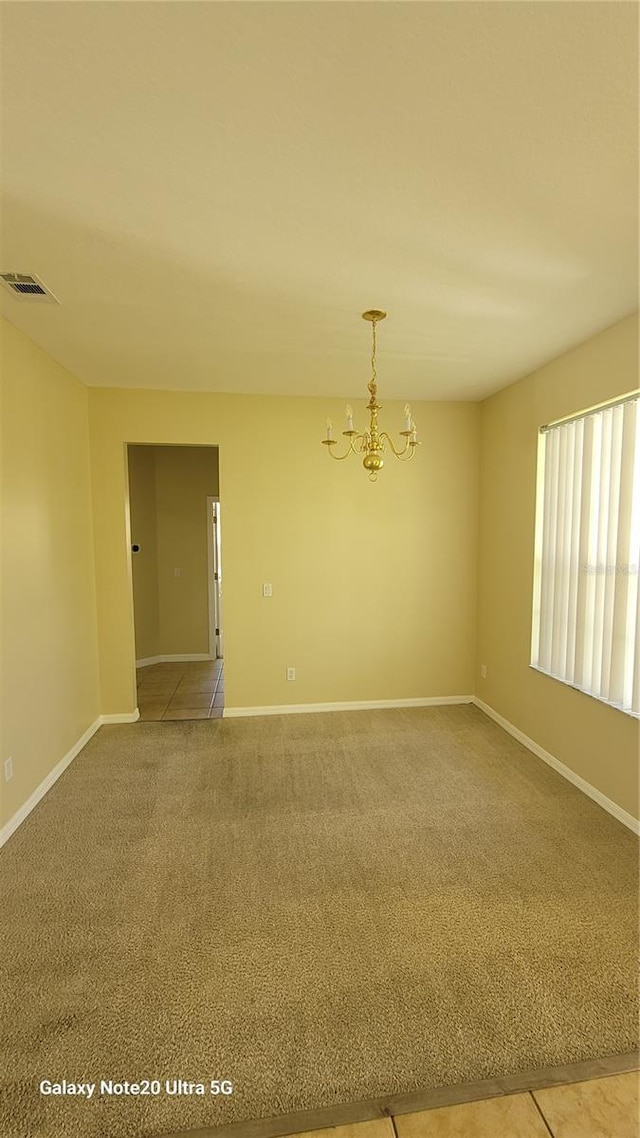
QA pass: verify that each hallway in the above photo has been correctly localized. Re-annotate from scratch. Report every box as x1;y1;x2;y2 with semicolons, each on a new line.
136;659;224;720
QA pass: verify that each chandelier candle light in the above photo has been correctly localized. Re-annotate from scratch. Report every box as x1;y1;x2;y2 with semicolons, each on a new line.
322;310;419;481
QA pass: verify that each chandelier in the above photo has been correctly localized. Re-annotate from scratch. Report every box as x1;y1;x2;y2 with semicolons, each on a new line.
322;310;419;481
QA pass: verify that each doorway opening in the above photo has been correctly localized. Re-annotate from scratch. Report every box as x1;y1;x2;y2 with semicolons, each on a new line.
126;443;223;720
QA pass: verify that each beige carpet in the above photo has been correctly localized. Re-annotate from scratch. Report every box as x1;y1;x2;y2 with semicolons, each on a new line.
0;706;638;1138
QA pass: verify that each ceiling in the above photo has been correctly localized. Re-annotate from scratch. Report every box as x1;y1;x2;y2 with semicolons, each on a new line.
0;2;637;401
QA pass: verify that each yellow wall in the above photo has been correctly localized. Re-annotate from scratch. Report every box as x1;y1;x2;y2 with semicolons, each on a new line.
0;319;100;829
154;445;219;656
128;445;160;661
477;313;639;819
88;390;480;714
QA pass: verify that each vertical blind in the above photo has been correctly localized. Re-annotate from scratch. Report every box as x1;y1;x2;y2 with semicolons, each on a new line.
531;396;640;717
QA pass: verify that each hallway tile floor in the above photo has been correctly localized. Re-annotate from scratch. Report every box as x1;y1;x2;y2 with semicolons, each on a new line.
136;659;224;720
160;1070;639;1138
392;1070;639;1136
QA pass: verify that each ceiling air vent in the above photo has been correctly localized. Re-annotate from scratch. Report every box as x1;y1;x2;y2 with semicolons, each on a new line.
0;272;59;303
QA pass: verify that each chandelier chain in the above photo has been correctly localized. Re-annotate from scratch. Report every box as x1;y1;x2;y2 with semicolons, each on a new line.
368;319;377;396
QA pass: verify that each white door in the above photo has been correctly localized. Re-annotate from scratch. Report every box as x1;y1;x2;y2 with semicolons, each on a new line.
207;498;223;659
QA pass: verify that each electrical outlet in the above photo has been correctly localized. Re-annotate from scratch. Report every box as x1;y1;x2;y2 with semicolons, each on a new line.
174;568;182;578
263;583;273;597
286;667;296;681
480;664;487;679
4;757;13;782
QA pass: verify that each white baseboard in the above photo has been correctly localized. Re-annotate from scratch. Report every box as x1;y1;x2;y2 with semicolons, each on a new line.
0;709;142;848
224;695;474;718
473;697;640;835
0;716;101;849
100;709;140;724
136;654;214;668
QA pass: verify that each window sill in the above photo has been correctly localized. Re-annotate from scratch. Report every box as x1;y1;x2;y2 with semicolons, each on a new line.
528;664;640;720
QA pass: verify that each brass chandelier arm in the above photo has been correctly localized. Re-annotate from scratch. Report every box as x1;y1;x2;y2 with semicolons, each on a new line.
322;435;362;461
379;432;418;459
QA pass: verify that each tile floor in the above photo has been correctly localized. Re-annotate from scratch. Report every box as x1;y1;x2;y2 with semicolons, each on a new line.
282;1072;638;1138
136;659;224;720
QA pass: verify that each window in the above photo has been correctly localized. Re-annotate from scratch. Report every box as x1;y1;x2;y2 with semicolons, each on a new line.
531;394;640;717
